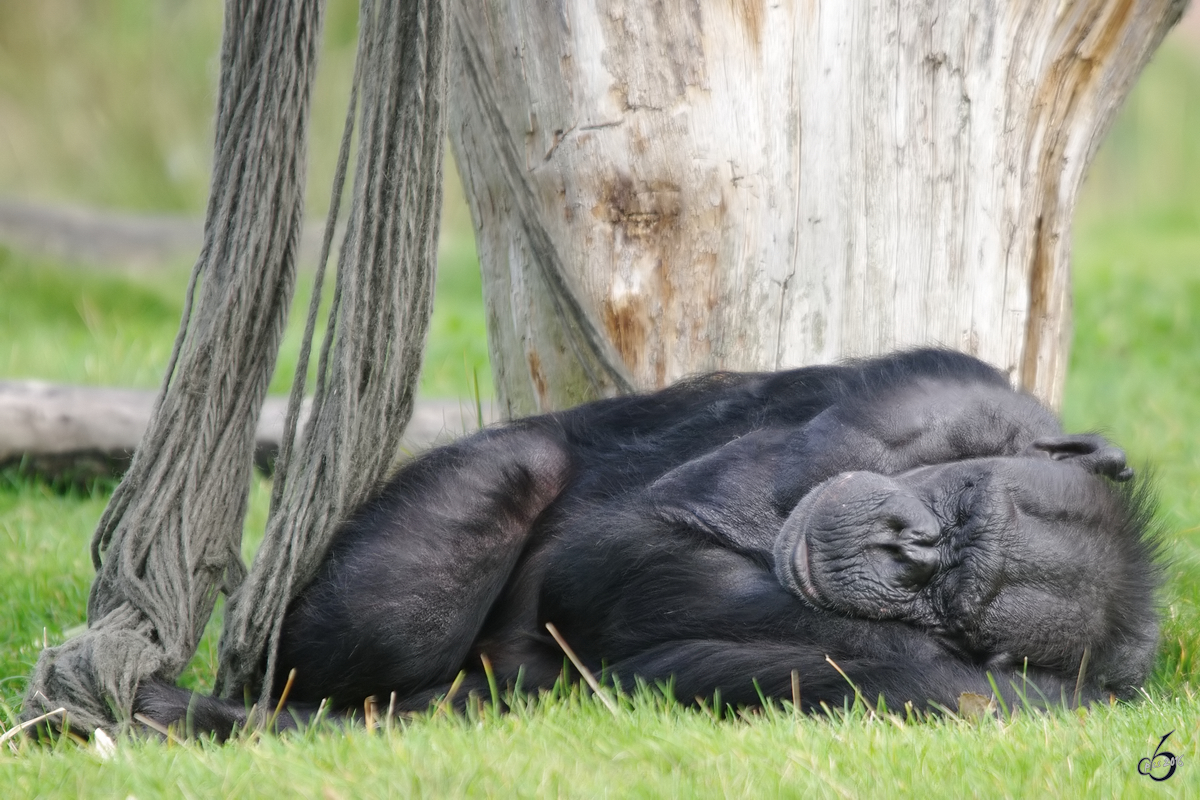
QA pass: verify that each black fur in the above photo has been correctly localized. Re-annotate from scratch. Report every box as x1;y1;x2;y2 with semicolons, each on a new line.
135;349;1159;736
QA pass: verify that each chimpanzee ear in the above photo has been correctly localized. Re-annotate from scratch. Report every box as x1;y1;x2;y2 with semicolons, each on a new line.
1025;435;1134;482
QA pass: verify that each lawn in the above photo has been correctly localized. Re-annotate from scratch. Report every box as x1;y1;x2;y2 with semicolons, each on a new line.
2;2;1200;797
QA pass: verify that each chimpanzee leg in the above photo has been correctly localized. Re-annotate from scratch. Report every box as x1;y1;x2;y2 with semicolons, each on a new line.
276;421;570;707
609;639;1094;713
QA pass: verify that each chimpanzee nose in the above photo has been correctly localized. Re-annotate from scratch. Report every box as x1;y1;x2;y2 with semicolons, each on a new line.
899;541;939;587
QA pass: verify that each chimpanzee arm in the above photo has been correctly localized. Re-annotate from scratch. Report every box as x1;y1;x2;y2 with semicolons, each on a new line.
645;363;1067;555
774;364;1139;507
645;373;1064;553
643;360;1131;567
781;374;1060;485
645;429;792;557
276;421;570;706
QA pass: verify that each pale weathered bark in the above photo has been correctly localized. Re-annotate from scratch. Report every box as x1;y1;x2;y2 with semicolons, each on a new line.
448;0;1189;415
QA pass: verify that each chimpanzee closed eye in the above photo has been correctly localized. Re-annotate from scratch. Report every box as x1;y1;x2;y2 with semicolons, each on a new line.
134;349;1160;738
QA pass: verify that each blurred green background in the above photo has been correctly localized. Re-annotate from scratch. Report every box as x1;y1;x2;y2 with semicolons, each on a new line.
0;0;489;398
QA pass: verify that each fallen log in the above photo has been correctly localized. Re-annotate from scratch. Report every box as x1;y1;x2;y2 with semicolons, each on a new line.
0;198;332;269
0;381;496;484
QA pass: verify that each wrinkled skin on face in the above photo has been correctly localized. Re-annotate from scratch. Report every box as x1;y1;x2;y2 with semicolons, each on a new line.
775;442;1156;696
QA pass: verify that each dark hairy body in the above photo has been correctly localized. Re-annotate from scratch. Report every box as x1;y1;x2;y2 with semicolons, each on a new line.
137;349;1159;736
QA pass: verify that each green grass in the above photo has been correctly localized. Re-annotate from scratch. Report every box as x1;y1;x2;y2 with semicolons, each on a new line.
1064;42;1200;704
3;690;1198;797
0;479;101;705
0;0;490;399
0;248;183;388
0;226;489;398
2;3;1200;797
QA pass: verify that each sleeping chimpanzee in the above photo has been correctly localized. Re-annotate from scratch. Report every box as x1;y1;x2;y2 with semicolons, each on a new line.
136;349;1159;735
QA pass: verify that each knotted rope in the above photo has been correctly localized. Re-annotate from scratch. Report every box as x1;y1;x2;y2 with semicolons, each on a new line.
23;0;446;733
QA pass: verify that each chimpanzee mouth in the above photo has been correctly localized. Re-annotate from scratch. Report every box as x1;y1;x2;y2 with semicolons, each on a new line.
776;473;855;611
790;531;825;608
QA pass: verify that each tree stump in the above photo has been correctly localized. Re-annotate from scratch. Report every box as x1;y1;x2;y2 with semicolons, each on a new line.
447;0;1188;415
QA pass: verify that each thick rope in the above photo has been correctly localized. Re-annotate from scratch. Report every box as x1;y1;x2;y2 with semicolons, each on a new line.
22;0;446;733
216;0;447;705
21;0;324;734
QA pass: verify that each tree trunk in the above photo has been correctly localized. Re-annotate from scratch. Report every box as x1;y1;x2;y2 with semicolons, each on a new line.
448;0;1188;416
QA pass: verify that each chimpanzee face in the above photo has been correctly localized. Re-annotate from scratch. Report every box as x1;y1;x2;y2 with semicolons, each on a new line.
774;455;1158;695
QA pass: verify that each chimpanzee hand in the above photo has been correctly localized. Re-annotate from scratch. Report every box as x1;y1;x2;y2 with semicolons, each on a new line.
1025;435;1134;482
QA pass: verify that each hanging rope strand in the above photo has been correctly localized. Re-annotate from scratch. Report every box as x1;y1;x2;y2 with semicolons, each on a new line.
215;0;448;706
23;0;447;734
267;3;366;525
22;0;324;734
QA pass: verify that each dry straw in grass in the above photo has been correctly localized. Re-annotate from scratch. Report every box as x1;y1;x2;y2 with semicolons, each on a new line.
545;621;619;717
